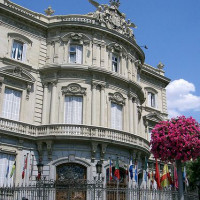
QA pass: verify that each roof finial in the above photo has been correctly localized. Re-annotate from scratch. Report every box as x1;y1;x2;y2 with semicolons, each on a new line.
44;6;55;16
109;0;120;8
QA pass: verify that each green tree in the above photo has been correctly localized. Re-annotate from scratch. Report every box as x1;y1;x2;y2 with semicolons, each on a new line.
186;157;200;198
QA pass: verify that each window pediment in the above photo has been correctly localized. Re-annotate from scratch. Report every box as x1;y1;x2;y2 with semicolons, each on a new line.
8;33;32;45
0;66;35;84
62;83;86;95
107;42;127;56
61;32;91;44
109;92;125;105
144;112;163;123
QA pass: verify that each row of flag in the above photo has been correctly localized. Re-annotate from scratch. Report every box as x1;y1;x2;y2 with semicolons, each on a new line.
5;153;34;180
109;158;189;189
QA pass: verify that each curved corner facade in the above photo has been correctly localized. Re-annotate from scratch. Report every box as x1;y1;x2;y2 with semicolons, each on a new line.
0;0;170;189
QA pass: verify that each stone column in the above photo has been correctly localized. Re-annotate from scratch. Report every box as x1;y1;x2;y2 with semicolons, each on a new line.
128;58;132;80
50;81;57;124
92;43;97;66
91;83;97;125
129;95;133;133
100;44;105;67
100;85;105;126
133;97;138;135
53;40;60;63
42;83;48;124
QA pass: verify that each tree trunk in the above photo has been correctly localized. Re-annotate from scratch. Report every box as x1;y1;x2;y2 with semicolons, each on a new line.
177;160;184;200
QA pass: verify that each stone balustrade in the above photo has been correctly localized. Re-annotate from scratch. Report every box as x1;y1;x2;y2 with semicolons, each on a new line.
0;117;149;152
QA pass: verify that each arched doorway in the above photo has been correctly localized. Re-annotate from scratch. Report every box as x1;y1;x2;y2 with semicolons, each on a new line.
56;163;87;200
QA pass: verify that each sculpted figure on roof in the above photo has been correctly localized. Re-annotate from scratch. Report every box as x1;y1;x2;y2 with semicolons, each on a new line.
88;0;136;39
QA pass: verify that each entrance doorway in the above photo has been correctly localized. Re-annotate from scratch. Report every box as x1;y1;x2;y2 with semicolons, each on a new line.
56;163;87;200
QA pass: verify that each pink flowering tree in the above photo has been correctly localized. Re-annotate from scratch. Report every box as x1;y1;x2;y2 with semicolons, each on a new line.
150;116;200;200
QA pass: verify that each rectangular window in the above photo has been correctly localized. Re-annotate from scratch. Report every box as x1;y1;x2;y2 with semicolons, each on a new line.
69;45;83;64
148;92;156;108
11;40;27;61
111;102;122;130
0;153;15;187
64;96;83;124
2;88;22;121
112;54;119;72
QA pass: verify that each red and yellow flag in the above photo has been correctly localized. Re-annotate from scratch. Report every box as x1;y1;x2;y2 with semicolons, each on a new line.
160;164;172;187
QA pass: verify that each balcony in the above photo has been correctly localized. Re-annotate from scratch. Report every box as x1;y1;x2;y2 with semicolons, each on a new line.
0;117;149;153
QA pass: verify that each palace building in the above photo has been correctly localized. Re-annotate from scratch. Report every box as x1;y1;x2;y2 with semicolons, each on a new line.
0;0;170;195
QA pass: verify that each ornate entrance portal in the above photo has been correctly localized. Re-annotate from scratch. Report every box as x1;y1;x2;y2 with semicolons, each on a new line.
56;163;87;200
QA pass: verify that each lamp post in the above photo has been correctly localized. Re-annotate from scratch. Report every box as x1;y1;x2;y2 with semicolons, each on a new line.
37;159;44;181
96;161;102;180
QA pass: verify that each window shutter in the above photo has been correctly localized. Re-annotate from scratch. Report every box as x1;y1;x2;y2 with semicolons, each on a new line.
76;97;83;124
22;43;27;62
76;46;83;64
11;90;22;121
111;103;115;129
2;88;13;119
117;104;122;130
64;96;73;124
155;94;158;108
148;92;151;106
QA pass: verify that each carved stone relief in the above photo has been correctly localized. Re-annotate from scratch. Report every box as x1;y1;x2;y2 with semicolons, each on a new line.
109;92;126;105
62;83;86;96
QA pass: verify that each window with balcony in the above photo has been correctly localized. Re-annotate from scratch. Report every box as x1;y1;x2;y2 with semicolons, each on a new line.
64;96;83;124
112;54;120;73
111;102;122;130
2;88;22;121
0;153;15;187
148;127;153;141
148;92;156;108
11;40;27;61
69;45;83;64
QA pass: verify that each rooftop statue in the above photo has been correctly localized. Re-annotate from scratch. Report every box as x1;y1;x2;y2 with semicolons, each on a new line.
88;0;136;39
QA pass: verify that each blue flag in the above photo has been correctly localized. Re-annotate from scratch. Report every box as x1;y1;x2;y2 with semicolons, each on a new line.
135;162;138;182
129;164;133;180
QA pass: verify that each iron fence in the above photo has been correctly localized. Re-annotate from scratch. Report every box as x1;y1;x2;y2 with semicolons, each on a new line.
0;183;198;200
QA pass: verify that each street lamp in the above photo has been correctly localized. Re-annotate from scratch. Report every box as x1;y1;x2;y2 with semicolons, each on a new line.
96;161;102;180
37;159;43;180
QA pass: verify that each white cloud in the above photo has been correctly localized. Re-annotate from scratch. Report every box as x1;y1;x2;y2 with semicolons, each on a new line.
166;79;200;118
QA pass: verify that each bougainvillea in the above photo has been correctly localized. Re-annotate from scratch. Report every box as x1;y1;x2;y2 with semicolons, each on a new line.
150;116;200;162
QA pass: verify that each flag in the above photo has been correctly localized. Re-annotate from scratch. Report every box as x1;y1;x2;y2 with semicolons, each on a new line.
160;164;172;188
10;161;16;178
129;159;133;180
109;158;113;181
155;159;161;189
183;166;189;187
126;164;129;183
134;161;138;183
22;154;28;179
114;157;120;181
174;164;178;189
29;155;34;179
5;158;10;178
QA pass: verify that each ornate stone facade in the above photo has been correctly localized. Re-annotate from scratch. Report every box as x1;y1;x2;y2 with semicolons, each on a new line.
0;0;170;192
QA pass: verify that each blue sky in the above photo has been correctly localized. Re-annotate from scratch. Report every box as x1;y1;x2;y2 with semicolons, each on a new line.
11;0;200;121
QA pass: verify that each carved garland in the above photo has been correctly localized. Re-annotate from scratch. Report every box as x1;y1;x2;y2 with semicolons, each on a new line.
109;92;126;105
62;83;86;96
